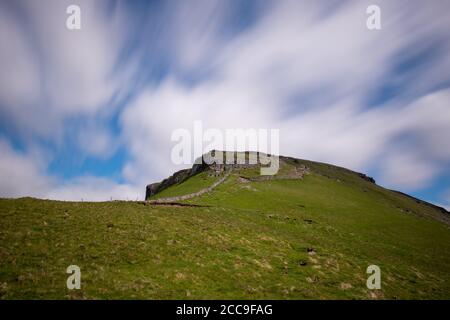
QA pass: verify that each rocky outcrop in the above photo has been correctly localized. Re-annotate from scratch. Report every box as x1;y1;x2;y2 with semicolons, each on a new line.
358;173;376;184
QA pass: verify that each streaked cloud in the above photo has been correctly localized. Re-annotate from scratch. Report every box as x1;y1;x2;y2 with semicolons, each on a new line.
0;0;449;202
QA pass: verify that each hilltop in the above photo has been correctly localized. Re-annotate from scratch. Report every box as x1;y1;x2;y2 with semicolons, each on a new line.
146;151;449;221
0;152;449;299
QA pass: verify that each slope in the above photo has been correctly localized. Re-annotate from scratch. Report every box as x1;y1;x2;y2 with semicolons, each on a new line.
0;154;449;299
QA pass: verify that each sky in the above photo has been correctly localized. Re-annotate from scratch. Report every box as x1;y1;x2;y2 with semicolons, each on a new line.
0;0;449;208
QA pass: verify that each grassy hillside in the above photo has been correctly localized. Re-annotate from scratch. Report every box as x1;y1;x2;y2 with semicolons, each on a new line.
1;157;449;299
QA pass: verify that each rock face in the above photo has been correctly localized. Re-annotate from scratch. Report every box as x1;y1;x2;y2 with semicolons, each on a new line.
145;182;162;199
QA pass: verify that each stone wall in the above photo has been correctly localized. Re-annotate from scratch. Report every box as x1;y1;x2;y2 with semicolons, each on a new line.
147;169;232;204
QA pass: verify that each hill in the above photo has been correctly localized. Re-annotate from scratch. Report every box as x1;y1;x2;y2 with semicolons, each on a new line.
0;152;449;299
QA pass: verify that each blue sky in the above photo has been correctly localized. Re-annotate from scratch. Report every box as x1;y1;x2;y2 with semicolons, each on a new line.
0;0;449;208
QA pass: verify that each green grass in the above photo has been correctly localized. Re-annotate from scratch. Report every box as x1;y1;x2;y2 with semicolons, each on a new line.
0;158;449;299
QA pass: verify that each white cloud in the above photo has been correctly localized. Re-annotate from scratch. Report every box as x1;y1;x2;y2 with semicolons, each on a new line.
1;0;450;201
444;192;450;211
119;0;450;194
168;0;233;72
0;139;53;198
0;0;129;145
45;176;142;202
0;8;40;108
22;0;122;113
0;0;133;200
400;89;450;161
378;151;440;190
0;138;141;201
76;123;117;159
